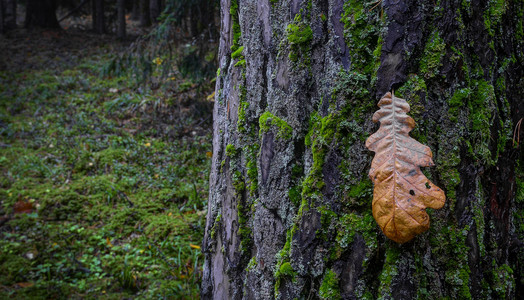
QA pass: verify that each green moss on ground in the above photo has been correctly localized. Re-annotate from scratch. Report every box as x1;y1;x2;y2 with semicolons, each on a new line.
0;38;212;298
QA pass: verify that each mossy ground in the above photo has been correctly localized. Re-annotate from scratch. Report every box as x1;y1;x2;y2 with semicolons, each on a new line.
0;30;212;299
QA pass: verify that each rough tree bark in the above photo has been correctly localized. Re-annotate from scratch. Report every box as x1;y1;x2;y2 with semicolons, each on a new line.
25;0;60;29
202;0;523;299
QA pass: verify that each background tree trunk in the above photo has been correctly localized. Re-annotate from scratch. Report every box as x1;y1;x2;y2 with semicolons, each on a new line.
25;0;59;29
92;0;105;34
0;0;4;33
202;0;524;299
139;0;150;27
149;0;161;23
117;0;126;38
131;0;139;20
3;0;16;30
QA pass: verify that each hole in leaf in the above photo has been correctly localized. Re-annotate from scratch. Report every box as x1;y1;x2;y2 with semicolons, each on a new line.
409;190;415;196
425;182;431;189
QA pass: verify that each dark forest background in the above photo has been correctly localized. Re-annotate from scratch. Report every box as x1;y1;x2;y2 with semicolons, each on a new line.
0;0;218;298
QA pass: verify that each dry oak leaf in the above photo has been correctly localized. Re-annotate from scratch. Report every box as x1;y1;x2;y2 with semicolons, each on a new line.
365;92;445;243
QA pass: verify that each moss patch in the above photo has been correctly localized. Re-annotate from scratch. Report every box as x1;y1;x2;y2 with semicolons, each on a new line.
230;0;242;53
286;14;313;64
419;31;446;79
340;0;383;76
319;269;341;300
259;111;293;140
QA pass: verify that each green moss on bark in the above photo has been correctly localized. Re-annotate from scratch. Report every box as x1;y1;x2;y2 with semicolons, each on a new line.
378;246;400;297
274;226;298;297
230;0;241;53
231;46;244;59
237;84;248;133
288;186;301;207
419;31;446;79
302;112;338;197
448;88;471;122
259;111;293;140
286;14;313;64
232;170;245;195
340;0;383;76
237;202;252;254
467;79;495;165
244;144;259;196
492;264;515;299
336;211;377;251
483;0;506;36
226;144;238;157
319;269;341;300
430;223;472;299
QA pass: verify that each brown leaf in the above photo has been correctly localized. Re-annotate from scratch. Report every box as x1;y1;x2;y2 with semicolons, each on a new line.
366;92;445;243
15;282;34;288
13;201;33;214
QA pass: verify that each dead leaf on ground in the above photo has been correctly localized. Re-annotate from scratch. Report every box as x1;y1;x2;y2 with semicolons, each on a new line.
13;201;33;214
366;92;446;243
15;282;34;288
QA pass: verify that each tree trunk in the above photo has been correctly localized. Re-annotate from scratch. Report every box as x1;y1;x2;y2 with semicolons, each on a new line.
3;0;16;30
131;0;139;20
202;0;524;299
117;0;126;38
25;0;59;29
0;0;4;33
139;0;150;27
92;0;105;34
149;0;161;23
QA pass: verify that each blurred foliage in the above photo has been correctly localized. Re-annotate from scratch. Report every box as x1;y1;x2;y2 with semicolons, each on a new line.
103;0;219;84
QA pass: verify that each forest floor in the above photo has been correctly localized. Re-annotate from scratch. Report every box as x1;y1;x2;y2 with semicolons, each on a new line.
0;28;214;299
